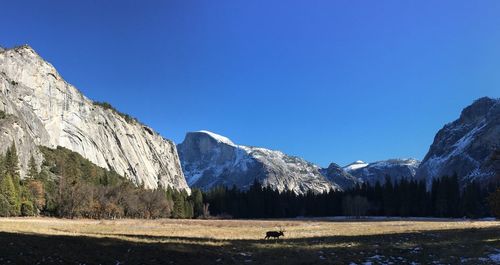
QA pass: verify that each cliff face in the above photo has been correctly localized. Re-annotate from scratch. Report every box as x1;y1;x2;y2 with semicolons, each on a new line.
0;45;189;191
178;131;340;194
320;163;361;190
417;97;500;185
346;159;420;185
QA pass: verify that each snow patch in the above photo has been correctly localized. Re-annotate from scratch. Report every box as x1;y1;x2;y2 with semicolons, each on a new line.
344;161;368;172
198;130;236;146
421;121;487;180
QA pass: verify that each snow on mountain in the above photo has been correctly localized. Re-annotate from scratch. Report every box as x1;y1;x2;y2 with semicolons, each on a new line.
178;131;343;194
348;158;420;185
197;130;236;146
320;163;361;190
343;160;369;172
417;97;500;185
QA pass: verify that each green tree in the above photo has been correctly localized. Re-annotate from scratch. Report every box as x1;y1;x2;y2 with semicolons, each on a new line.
27;155;38;179
5;142;20;180
0;174;20;216
190;189;204;218
461;181;483;218
172;191;185;218
21;201;35;216
0;195;10;216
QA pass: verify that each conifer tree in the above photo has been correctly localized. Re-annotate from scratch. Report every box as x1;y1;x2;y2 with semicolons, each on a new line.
0;195;10;216
191;189;204;218
488;188;500;218
27;155;38;179
172;191;185;218
5;142;20;180
0;173;20;216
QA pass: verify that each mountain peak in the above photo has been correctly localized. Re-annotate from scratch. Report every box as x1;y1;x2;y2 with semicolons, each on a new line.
195;130;236;146
460;97;499;123
0;44;190;191
343;160;368;172
418;97;500;184
178;130;342;194
5;44;38;55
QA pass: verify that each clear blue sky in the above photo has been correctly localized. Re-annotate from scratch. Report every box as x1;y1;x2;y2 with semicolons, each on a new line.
2;1;499;166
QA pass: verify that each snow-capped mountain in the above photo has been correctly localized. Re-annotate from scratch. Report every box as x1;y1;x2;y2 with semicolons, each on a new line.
417;97;500;185
0;45;189;191
343;160;369;172
347;159;420;185
320;163;361;189
178;131;343;194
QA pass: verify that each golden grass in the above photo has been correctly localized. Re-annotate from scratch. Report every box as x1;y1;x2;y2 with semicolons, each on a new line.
0;217;496;239
0;217;498;264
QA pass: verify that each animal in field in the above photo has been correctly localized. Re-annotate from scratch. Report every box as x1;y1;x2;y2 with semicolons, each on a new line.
265;230;285;239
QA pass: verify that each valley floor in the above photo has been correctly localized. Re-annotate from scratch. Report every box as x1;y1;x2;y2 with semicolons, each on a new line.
0;217;499;264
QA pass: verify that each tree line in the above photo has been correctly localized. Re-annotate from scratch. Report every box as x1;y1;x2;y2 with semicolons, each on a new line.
0;142;498;219
204;177;500;219
0;144;205;219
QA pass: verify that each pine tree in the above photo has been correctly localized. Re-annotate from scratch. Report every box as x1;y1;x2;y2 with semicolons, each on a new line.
27;155;38;179
190;189;204;218
382;176;396;216
5;142;20;180
488;187;500;218
0;173;20;216
172;191;185;218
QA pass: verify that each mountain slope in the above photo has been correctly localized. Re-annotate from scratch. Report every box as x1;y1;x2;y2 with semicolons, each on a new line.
417;97;500;185
178;131;342;194
320;163;361;189
0;45;189;191
346;159;420;185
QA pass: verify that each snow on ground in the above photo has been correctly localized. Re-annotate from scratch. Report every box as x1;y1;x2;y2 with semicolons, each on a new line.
488;249;500;264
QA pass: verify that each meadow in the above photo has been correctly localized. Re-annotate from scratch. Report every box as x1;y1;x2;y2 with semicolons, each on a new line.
0;217;498;264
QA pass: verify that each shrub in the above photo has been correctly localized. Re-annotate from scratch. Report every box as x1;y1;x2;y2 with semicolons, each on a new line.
93;101;138;124
21;201;36;216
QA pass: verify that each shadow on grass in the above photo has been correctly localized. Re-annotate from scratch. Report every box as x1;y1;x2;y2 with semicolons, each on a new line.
0;226;499;264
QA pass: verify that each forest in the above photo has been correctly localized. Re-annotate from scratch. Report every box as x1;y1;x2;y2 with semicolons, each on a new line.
204;177;499;219
0;144;203;219
0;142;499;219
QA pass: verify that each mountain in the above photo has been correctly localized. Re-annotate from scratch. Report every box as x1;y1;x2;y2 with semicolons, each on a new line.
178;130;342;194
417;97;500;185
0;45;189;191
343;160;369;173
320;163;361;189
345;159;420;185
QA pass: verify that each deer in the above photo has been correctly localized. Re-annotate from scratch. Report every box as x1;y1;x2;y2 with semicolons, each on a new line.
265;227;285;239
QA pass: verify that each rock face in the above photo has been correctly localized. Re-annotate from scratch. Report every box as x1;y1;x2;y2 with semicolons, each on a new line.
343;160;369;173
417;97;500;185
178;131;341;194
320;163;361;190
0;113;44;176
0;45;189;191
345;159;420;185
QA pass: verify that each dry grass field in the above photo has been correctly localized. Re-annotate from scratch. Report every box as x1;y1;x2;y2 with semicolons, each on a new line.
0;217;498;264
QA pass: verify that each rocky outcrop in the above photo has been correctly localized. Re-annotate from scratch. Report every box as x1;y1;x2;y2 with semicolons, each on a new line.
0;113;44;176
0;45;189;191
178;131;341;194
346;159;420;185
320;163;361;189
417;97;500;185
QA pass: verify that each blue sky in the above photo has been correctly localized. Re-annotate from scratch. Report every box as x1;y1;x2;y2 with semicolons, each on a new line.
2;0;499;166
